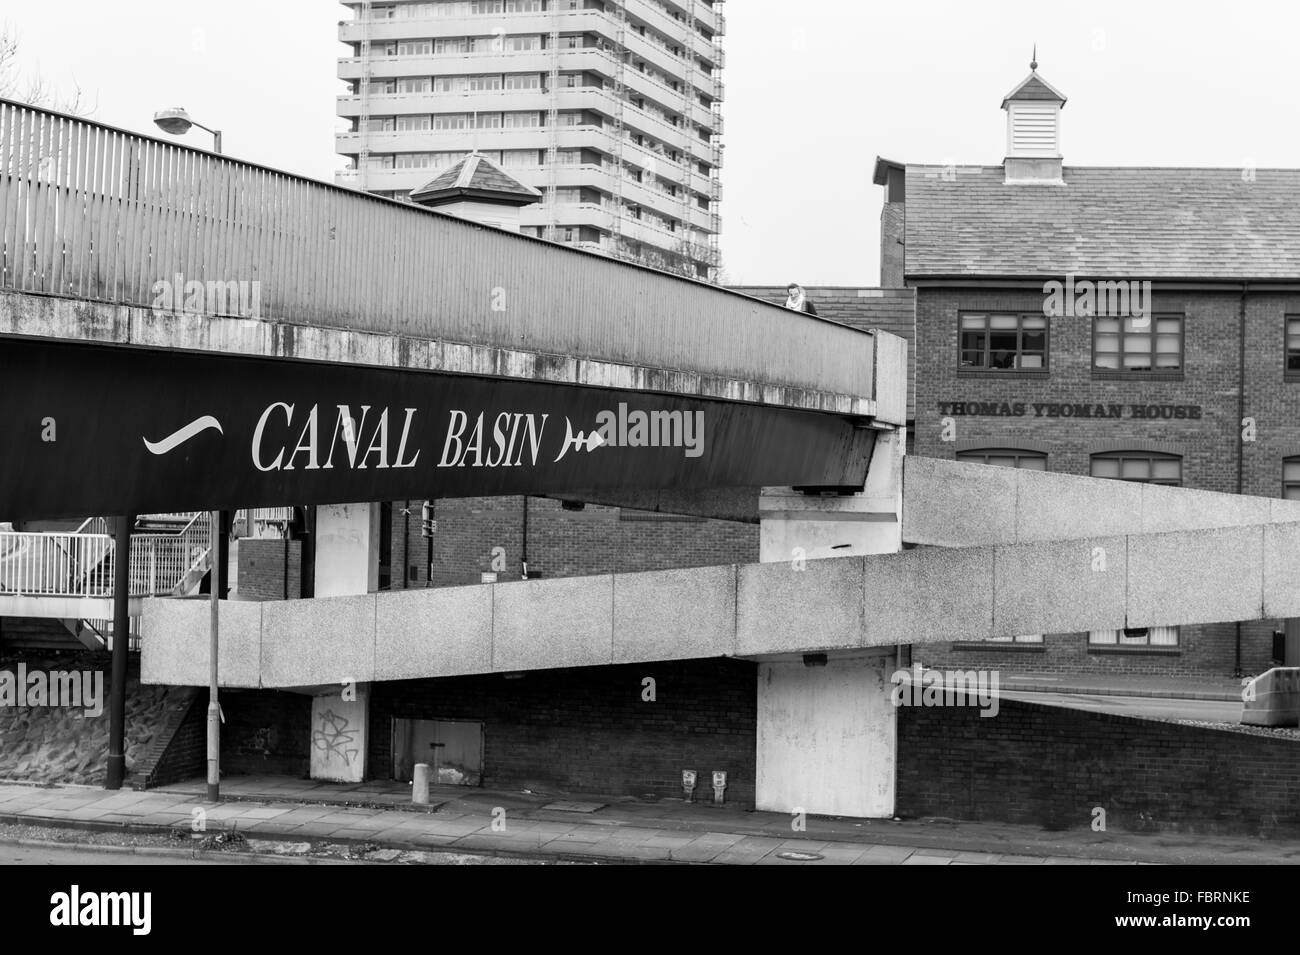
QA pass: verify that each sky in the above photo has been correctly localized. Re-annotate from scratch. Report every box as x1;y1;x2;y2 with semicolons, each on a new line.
4;0;1298;286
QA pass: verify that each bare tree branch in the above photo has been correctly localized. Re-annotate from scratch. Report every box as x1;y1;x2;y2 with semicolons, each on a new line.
0;22;97;116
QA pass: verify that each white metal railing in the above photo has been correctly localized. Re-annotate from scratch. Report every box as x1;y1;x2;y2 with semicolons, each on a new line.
0;532;112;597
81;617;142;653
0;512;212;599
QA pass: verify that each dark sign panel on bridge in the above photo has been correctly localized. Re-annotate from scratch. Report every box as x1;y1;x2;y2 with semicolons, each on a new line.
0;339;875;520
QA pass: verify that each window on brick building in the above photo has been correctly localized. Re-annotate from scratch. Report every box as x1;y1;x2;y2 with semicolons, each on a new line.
959;313;1048;370
1090;451;1181;486
1089;627;1179;648
1287;317;1300;376
956;448;1048;470
1093;315;1182;373
1284;457;1300;500
988;634;1044;644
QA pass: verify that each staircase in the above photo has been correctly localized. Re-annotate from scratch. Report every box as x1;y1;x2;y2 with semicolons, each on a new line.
1;509;296;652
1;512;217;652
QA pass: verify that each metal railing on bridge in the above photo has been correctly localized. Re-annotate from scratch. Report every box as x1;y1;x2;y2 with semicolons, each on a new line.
0;512;212;600
0;98;876;402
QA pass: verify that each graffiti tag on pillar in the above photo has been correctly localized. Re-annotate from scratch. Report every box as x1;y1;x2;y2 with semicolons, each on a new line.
311;709;360;766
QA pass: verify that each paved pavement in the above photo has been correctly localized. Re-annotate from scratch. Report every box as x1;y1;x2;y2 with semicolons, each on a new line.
1;776;1297;865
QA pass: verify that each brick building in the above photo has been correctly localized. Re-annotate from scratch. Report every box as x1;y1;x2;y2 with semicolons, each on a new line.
877;59;1300;677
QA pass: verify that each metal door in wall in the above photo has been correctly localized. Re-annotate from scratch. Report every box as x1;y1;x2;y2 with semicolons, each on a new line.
391;718;483;786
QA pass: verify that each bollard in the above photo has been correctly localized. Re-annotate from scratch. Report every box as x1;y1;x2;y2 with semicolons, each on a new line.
413;763;431;805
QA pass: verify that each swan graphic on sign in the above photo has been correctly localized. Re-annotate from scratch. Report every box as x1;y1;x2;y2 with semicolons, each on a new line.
142;416;224;455
553;418;607;462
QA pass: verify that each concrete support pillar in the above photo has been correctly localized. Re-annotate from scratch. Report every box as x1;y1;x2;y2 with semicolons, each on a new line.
313;503;381;598
751;426;906;818
308;503;379;782
755;651;898;818
758;426;906;563
309;683;370;783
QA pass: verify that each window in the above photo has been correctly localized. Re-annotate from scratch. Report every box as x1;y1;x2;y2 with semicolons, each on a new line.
475;113;502;129
1090;451;1182;486
506;35;542;52
397;40;432;56
394;153;432;169
397;77;431;94
433;113;470;130
500;149;541;168
395;115;431;131
504;73;542;90
468;74;502;91
1287;317;1300;376
503;112;542;128
959;313;1048;371
988;635;1044;644
1089;627;1179;648
1284;457;1300;500
956;449;1048;470
1094;315;1183;373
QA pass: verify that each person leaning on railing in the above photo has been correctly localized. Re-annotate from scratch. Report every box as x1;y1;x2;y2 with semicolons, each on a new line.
785;283;819;316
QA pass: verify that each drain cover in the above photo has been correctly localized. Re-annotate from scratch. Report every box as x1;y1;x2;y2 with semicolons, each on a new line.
541;801;607;813
776;850;825;861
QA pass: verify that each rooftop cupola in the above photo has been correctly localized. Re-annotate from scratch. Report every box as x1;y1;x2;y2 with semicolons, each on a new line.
1002;47;1067;184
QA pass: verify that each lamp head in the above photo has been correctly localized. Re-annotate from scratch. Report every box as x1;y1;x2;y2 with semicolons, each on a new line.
153;107;194;136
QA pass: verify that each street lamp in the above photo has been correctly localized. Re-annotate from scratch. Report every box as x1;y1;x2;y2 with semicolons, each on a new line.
154;103;224;801
152;107;223;154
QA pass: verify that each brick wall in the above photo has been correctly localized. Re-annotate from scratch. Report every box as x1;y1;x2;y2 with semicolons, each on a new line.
897;696;1300;835
421;496;757;587
220;689;311;777
911;286;1300;676
236;538;302;600
915;621;1282;678
131;687;205;789
368;659;758;805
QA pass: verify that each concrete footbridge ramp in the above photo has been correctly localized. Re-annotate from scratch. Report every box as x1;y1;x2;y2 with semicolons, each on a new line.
141;459;1300;688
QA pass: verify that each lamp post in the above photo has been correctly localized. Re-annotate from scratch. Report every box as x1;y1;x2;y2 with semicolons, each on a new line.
154;107;224;800
152;107;223;155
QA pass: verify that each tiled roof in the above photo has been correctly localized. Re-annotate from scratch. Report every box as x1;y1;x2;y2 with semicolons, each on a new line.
1001;71;1067;107
730;286;917;419
410;153;542;205
904;164;1300;280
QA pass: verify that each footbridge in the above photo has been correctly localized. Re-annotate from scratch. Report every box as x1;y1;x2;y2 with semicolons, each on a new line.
0;98;903;521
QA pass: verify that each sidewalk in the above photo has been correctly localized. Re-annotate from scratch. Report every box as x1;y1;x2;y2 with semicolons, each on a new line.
1;775;1296;865
998;671;1243;702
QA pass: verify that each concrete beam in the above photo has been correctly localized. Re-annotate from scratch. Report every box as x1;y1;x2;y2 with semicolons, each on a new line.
0;596;140;619
0;290;880;418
